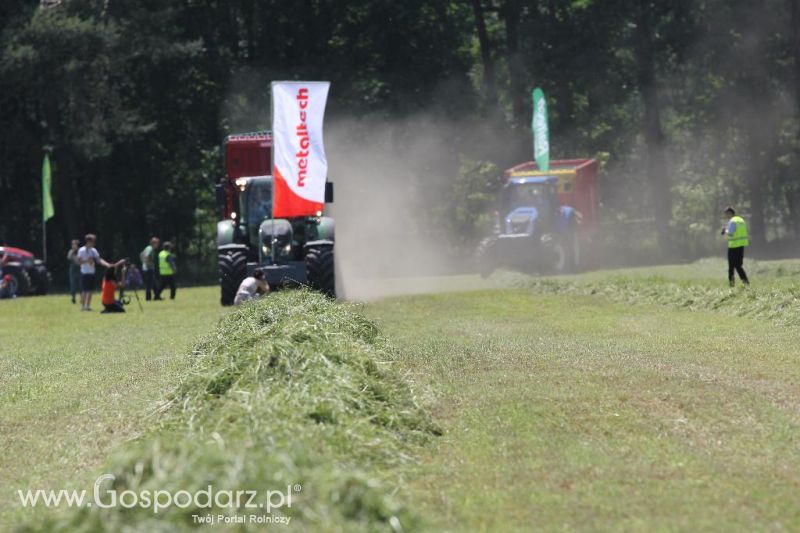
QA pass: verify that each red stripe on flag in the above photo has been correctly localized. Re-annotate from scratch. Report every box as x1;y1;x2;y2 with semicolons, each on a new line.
273;165;324;218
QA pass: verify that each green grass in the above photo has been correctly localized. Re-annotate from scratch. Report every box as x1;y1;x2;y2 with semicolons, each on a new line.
26;290;439;532
5;259;800;531
493;257;800;326
364;259;800;531
0;287;222;528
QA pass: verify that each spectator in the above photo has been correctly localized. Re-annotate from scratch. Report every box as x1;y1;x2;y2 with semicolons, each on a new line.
0;274;15;299
234;270;270;305
155;241;177;300
100;267;125;313
77;233;124;311
140;236;160;301
0;248;9;278
67;239;80;304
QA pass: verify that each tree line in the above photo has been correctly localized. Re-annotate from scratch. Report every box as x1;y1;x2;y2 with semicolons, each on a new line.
1;0;799;281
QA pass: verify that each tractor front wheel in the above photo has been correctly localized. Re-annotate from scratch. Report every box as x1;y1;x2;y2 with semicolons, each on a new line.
30;262;51;295
3;265;31;296
477;238;498;279
218;248;247;306
305;244;335;298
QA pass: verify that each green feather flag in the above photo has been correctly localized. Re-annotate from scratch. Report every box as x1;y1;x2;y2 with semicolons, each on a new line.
532;88;550;171
42;154;54;222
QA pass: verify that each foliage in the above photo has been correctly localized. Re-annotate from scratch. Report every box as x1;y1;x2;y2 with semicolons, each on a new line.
2;0;800;279
438;157;501;247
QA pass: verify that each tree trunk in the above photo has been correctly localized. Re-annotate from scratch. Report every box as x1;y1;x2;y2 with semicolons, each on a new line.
746;136;768;246
789;0;800;242
791;0;800;120
470;0;497;107
633;0;672;248
502;0;524;127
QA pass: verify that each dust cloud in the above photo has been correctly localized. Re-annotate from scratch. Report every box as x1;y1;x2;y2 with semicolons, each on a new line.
325;114;522;300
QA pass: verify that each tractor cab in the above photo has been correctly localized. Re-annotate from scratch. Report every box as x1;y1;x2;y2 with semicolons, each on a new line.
500;176;560;236
235;176;272;253
232;175;334;266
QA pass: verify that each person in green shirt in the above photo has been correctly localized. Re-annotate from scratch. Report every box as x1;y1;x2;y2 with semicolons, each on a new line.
140;236;160;301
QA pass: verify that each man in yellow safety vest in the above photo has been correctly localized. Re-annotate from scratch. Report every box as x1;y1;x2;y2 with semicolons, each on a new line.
155;241;177;300
722;206;750;287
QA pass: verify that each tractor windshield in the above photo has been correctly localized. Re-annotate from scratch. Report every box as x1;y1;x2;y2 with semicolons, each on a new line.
244;179;272;227
508;182;549;210
240;177;272;247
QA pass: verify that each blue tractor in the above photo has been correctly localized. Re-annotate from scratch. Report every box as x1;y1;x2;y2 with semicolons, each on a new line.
478;175;580;277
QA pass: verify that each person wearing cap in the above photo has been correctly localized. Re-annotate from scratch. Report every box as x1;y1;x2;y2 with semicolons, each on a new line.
721;206;750;287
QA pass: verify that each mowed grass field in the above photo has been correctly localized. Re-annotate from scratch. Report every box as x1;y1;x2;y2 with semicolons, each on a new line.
366;260;800;531
1;258;799;530
0;287;223;527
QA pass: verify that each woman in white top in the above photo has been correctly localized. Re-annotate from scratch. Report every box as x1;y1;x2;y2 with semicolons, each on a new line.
234;270;270;305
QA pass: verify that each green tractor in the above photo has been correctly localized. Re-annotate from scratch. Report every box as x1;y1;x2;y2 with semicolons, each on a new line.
216;132;335;305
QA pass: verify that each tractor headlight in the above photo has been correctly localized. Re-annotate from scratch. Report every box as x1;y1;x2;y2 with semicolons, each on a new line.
262;245;271;257
283;244;291;254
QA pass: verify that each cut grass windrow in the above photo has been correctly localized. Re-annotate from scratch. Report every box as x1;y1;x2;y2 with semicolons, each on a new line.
27;290;439;532
495;260;800;326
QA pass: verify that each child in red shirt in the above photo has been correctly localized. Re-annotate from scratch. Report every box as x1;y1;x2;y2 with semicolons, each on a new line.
100;268;125;313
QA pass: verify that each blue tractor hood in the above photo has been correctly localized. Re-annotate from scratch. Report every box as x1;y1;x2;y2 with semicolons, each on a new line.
505;207;538;235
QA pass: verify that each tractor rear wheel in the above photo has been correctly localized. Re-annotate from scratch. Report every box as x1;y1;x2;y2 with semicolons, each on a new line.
3;265;30;296
29;263;51;295
568;230;581;273
305;244;335;298
218;248;247;306
540;234;569;275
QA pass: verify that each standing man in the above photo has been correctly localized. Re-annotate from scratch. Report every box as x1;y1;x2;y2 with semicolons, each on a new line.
67;239;81;304
0;248;8;278
140;236;160;301
156;241;177;300
77;233;124;311
722;206;750;287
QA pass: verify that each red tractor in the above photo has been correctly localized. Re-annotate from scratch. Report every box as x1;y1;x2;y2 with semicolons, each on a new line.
0;246;51;296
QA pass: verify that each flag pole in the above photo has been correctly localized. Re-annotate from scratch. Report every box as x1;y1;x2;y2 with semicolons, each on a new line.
42;152;48;264
270;82;275;266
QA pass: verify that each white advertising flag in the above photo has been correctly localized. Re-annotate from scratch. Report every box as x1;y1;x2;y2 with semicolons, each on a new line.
271;81;330;218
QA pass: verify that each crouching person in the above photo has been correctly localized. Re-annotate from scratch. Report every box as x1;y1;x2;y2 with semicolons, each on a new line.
100;268;125;313
0;274;15;299
234;270;270;305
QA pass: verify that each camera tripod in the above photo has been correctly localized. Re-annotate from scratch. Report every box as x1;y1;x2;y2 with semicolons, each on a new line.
120;262;144;312
121;285;144;312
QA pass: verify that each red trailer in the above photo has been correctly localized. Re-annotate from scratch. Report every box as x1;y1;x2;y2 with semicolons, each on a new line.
217;132;272;220
503;158;599;237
